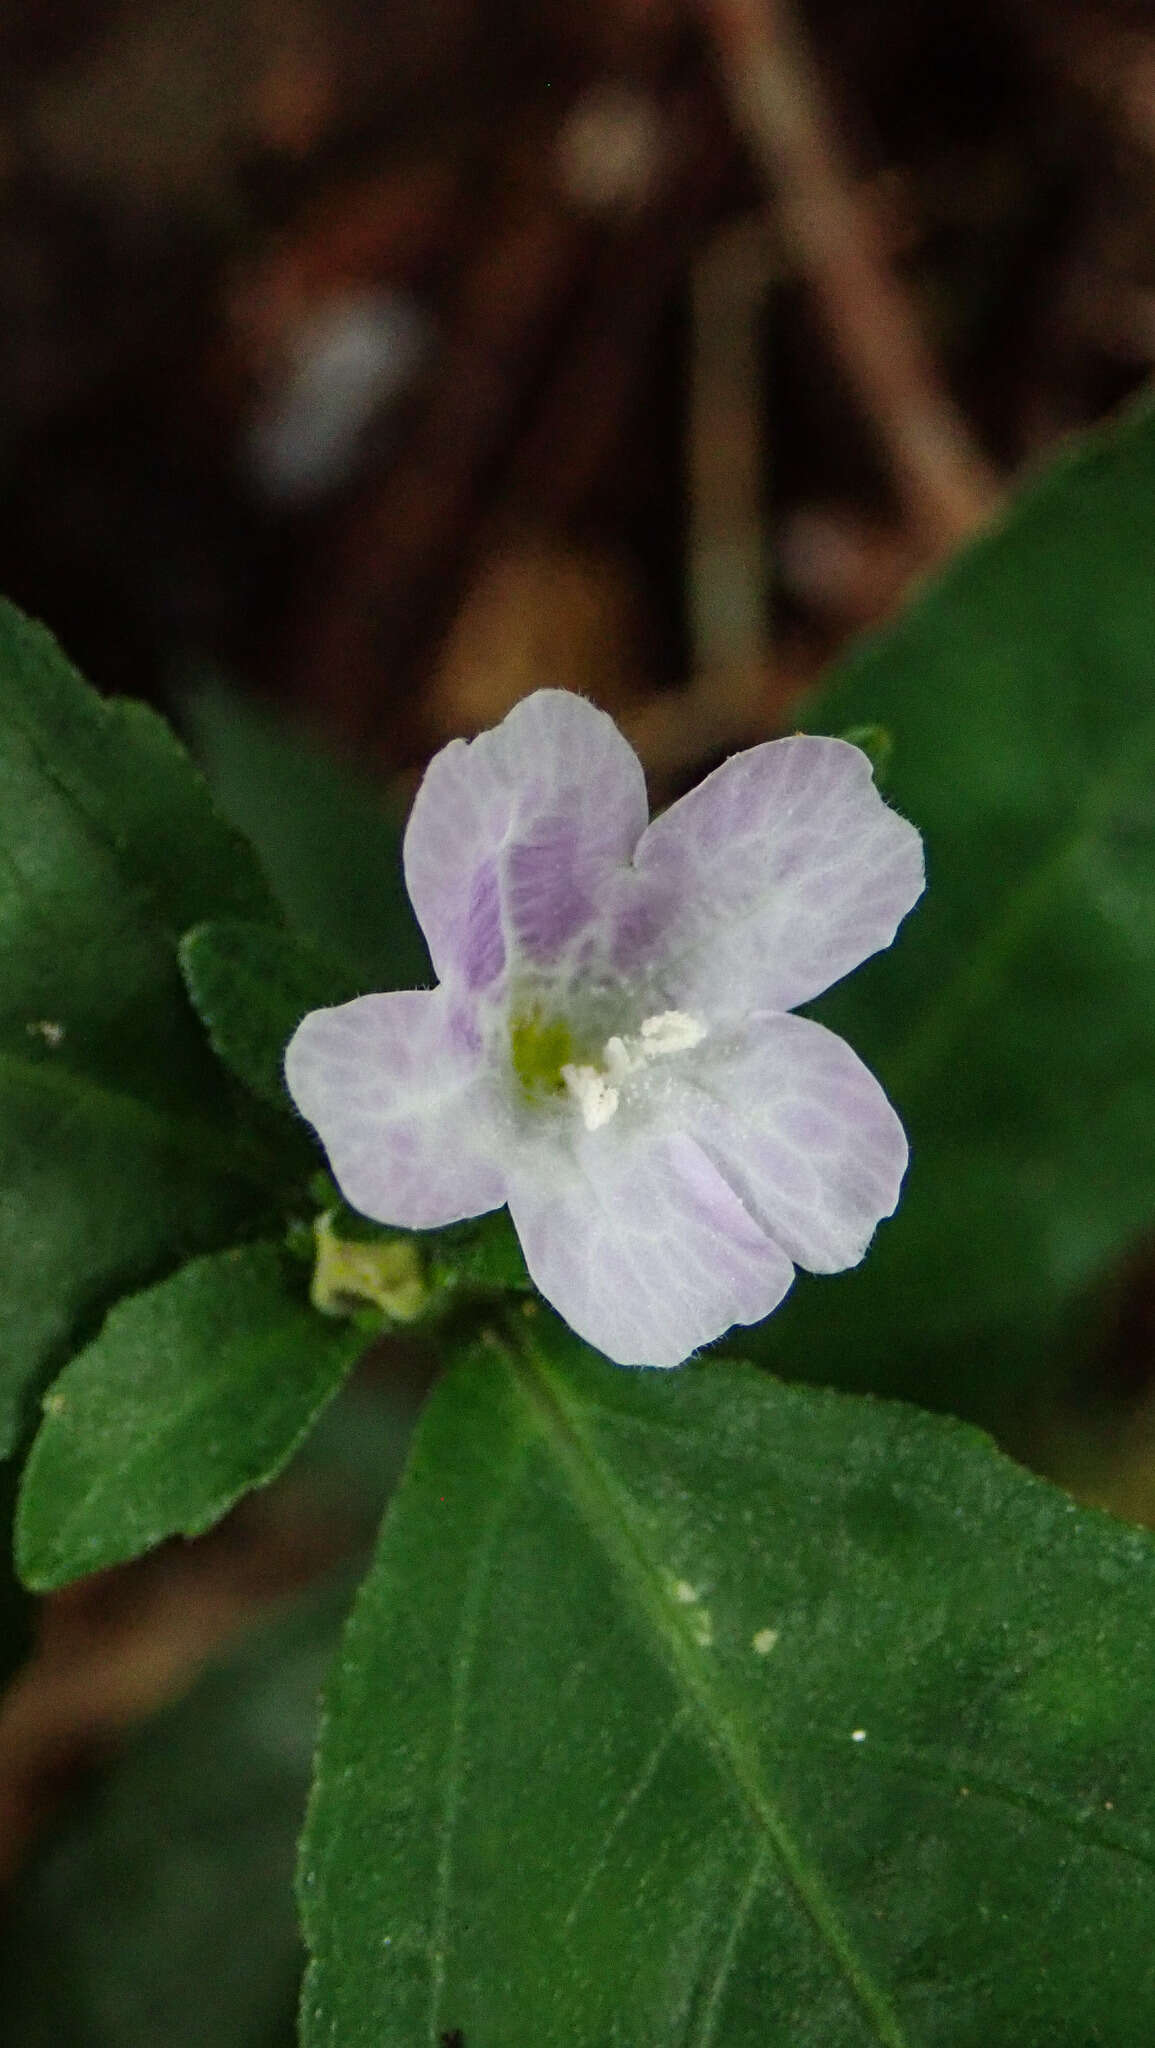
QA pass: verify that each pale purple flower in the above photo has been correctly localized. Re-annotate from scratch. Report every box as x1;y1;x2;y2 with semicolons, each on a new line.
285;691;924;1367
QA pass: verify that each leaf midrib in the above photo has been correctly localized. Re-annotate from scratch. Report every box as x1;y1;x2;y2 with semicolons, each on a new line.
23;1266;365;1583
503;1319;913;2048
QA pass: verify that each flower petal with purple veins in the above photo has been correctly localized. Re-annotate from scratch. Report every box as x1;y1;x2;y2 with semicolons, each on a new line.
461;860;505;991
506;1126;795;1368
672;1012;910;1274
285;988;507;1229
634;735;924;1018
403;690;648;985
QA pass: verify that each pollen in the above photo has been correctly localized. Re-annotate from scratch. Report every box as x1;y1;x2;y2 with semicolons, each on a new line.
562;1010;708;1131
638;1011;707;1056
561;1063;620;1130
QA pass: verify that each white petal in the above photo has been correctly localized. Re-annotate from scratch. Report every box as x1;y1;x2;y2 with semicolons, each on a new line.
284;989;506;1228
506;1125;794;1368
678;1013;909;1273
403;690;649;988
634;735;924;1016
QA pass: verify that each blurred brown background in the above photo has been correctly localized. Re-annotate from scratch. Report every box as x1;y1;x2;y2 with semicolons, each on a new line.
3;0;1153;798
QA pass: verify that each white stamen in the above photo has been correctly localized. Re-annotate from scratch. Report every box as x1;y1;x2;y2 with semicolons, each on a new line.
561;1063;620;1131
561;1012;707;1131
638;1010;708;1057
603;1034;634;1085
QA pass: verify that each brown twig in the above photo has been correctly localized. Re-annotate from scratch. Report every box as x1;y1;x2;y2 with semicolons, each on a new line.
701;0;1002;554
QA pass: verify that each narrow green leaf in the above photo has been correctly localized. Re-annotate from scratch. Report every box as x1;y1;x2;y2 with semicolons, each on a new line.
302;1313;1155;2046
179;919;361;1114
16;1245;373;1590
0;1577;353;2048
183;679;430;991
0;602;297;1454
746;394;1155;1417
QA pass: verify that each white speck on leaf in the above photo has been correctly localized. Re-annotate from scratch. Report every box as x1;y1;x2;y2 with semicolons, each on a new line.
851;1729;867;1743
27;1019;64;1046
751;1628;779;1655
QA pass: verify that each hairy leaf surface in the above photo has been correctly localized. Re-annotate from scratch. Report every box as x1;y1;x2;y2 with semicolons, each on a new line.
17;1245;372;1588
302;1315;1155;2046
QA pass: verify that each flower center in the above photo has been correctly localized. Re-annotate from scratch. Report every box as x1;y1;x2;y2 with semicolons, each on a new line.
509;1001;708;1129
509;1006;581;1100
561;1010;707;1132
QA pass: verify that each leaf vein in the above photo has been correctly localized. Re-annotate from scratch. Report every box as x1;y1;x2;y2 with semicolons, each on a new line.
506;1320;912;2048
427;1456;520;2045
562;1705;692;1932
855;1743;1155;1877
687;1841;768;2048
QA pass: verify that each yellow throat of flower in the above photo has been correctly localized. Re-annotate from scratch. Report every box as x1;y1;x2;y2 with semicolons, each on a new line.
510;1001;708;1131
509;1006;579;1100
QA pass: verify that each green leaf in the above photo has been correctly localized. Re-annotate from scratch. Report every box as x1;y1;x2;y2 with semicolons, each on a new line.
16;1245;373;1590
749;394;1155;1418
428;1210;533;1295
0;1577;353;2048
836;722;893;784
179;919;362;1115
182;679;430;991
0;602;298;1455
302;1313;1155;2047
